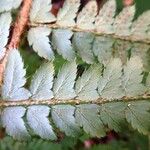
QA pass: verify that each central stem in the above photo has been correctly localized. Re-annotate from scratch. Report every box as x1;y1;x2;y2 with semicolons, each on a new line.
0;96;149;107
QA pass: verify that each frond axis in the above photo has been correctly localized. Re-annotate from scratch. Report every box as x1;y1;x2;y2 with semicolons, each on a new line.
29;23;150;44
0;96;150;107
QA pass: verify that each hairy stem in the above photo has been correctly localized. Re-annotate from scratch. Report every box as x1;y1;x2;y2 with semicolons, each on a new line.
0;0;32;85
0;96;150;107
29;23;150;44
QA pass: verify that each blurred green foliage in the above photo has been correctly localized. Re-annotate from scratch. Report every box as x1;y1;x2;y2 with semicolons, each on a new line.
116;0;150;18
0;131;148;150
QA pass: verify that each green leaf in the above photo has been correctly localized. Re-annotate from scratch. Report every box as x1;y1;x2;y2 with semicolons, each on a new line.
113;5;135;36
27;106;57;140
0;0;22;13
76;0;97;30
30;62;54;100
122;56;146;97
125;101;150;135
30;0;56;23
2;49;31;101
131;10;150;41
131;42;150;72
98;58;124;99
51;105;80;137
56;0;80;26
100;102;127;132
114;40;131;64
1;107;30;140
0;12;12;60
73;32;95;64
27;27;54;60
75;64;101;101
93;36;115;65
53;61;77;100
52;29;75;61
75;104;106;137
146;73;150;93
95;0;116;34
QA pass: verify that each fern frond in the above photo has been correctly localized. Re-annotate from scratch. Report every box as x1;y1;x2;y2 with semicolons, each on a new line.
0;0;22;13
98;58;124;99
56;0;80;26
131;10;150;41
27;105;57;140
100;102;126;132
122;56;146;97
75;64;101;101
2;49;31;100
125;101;150;135
113;5;136;36
1;50;150;140
95;0;116;34
30;62;54;100
29;0;150;43
76;104;106;137
52;29;75;61
53;61;77;99
30;0;56;23
51;105;80;137
76;0;98;30
93;36;115;65
73;32;95;64
1;0;150;142
28;0;150;64
28;27;54;60
0;12;12;60
1;107;30;140
27;27;150;70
